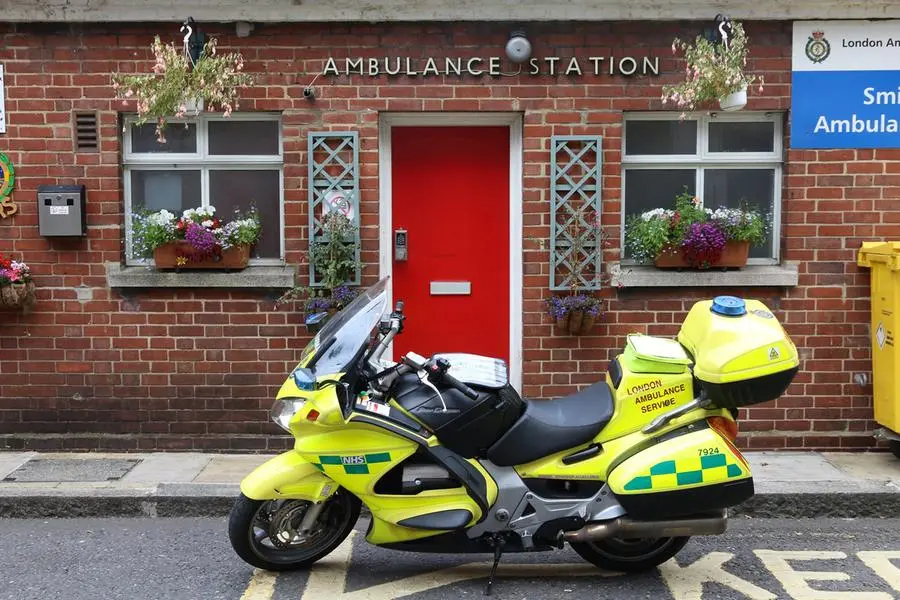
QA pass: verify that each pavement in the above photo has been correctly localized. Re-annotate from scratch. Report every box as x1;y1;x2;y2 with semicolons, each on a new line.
0;450;898;519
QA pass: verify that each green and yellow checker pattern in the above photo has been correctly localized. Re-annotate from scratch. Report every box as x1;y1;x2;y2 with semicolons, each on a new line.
623;453;744;492
312;452;392;475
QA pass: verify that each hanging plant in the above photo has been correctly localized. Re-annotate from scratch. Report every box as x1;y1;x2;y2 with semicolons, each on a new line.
113;25;253;142
661;17;764;116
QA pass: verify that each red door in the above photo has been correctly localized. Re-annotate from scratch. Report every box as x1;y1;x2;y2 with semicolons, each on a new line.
391;125;510;363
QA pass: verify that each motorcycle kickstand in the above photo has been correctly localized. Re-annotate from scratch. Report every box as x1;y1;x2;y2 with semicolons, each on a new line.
485;536;504;596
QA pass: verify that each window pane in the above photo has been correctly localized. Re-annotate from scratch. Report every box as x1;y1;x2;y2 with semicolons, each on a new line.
208;120;280;155
703;169;776;259
708;121;775;153
209;170;281;259
130;170;201;214
623;169;696;259
130;123;197;153
625;120;697;155
129;169;201;258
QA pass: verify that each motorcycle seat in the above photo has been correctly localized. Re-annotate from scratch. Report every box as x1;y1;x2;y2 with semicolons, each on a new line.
485;381;614;467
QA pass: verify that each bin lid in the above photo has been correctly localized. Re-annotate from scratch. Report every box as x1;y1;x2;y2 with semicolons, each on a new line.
858;241;900;270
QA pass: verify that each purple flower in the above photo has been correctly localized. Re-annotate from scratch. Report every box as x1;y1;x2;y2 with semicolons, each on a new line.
681;222;726;268
184;222;219;255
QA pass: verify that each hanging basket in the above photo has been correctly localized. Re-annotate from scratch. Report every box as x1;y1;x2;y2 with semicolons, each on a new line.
719;85;748;112
153;241;251;271
0;281;35;310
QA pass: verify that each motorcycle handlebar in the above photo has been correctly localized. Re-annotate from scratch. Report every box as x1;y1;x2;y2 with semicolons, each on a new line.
440;370;479;400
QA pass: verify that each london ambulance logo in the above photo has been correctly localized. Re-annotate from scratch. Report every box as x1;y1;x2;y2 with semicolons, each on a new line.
805;30;831;63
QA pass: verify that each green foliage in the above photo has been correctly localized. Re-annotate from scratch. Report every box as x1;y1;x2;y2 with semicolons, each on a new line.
131;208;178;258
661;21;763;113
310;212;362;290
113;35;252;142
624;186;769;263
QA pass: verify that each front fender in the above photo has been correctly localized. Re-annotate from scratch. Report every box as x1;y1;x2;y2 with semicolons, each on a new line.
240;451;338;502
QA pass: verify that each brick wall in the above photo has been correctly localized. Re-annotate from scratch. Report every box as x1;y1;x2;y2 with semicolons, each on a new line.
0;21;890;451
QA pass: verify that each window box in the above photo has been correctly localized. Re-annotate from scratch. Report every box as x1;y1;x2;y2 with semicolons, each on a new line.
152;241;251;270
654;240;750;269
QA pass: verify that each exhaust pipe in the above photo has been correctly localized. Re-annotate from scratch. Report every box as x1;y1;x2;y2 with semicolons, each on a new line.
563;510;727;544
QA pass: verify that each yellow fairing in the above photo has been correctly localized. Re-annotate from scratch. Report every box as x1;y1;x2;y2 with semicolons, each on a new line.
240;451;339;502
607;428;750;495
598;336;695;441
516;405;735;481
678;299;799;384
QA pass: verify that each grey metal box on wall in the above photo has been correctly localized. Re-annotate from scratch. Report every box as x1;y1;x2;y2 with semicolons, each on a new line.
38;184;86;236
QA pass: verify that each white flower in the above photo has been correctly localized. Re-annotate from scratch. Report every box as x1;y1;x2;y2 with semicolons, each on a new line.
201;219;214;228
206;205;216;214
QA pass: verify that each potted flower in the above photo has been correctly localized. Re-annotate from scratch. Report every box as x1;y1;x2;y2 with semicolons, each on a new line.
661;17;764;115
276;213;363;334
545;292;603;335
0;253;35;309
625;188;767;269
113;32;252;143
131;205;261;270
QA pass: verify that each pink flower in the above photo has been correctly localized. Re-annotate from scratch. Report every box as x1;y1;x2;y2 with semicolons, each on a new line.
124;89;133;98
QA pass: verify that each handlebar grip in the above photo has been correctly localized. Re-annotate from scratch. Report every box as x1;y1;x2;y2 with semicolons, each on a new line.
395;300;404;312
443;372;479;400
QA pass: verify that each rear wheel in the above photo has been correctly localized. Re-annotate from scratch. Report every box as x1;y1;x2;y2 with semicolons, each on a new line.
890;440;900;459
228;490;361;571
570;536;690;572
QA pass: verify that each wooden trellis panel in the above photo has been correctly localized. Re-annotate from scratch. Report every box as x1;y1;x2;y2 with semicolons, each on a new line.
307;131;361;287
550;135;603;291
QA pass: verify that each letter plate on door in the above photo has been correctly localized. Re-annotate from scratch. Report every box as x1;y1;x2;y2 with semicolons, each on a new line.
430;281;471;295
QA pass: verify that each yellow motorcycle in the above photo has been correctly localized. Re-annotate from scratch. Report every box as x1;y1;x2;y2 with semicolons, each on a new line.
228;277;798;593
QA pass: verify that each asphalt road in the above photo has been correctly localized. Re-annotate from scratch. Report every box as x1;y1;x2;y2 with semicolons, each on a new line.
0;517;898;600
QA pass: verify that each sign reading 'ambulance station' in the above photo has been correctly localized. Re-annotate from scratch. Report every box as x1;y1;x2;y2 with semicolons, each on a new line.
323;55;661;78
791;19;900;148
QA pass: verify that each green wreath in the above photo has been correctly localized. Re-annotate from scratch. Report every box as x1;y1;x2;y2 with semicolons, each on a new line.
0;153;15;198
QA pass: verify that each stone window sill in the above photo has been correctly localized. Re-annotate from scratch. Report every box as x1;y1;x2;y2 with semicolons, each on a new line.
106;263;296;289
610;263;799;288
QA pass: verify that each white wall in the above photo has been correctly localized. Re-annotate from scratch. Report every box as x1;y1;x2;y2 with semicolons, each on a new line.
3;0;900;22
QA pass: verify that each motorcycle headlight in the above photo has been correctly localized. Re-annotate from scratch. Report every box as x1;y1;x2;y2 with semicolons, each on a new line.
271;398;306;432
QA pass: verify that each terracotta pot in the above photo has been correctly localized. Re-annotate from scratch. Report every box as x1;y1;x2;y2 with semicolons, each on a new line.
153;241;251;270
717;240;751;267
567;310;585;335
654;241;750;270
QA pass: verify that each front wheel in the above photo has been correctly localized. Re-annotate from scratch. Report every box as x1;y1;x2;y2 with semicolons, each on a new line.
570;536;690;572
228;490;361;571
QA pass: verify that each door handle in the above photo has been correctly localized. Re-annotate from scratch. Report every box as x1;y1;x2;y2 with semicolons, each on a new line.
430;281;471;295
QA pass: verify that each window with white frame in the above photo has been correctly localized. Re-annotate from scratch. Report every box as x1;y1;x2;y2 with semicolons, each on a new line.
621;112;783;263
123;114;284;265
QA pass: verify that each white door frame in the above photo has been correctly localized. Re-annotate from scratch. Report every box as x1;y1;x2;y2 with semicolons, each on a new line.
377;112;524;393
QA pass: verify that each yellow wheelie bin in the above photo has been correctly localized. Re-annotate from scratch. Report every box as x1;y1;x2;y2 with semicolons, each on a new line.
858;242;900;458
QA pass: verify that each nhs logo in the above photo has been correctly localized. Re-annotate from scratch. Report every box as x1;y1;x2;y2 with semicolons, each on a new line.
791;20;900;148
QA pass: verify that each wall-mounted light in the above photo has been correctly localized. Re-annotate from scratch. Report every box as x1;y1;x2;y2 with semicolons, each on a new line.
505;30;532;64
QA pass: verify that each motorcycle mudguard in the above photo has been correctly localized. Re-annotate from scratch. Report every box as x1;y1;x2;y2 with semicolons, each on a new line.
607;427;753;519
240;451;339;502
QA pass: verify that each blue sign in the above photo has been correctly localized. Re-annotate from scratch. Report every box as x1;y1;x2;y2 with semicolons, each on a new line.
791;20;900;149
